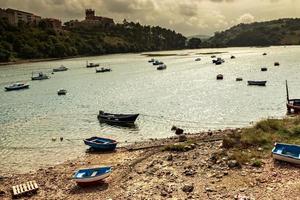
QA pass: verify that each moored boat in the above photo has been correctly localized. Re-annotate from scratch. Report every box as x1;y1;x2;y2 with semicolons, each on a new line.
230;55;236;59
272;143;300;165
213;58;225;65
274;62;280;66
247;80;267;86
195;58;201;61
84;137;117;151
157;64;167;70
57;89;67;95
53;65;68;72
73;166;112;186
153;60;163;65
97;110;139;126
148;58;155;63
5;83;29;91
261;67;268;71
31;72;49;80
86;61;100;68
216;74;223;80
236;77;243;81
286;80;300;114
95;67;111;73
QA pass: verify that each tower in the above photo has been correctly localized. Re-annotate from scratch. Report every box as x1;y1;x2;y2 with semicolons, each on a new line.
85;9;95;20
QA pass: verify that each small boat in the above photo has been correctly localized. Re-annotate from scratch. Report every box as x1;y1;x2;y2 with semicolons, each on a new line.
263;53;267;56
274;62;280;66
5;83;29;91
236;77;243;81
216;74;223;80
230;55;236;59
53;65;68;72
31;72;49;80
73;166;112;186
96;67;111;73
57;89;67;95
286;80;300;114
261;67;268;71
195;58;201;61
84;137;117;151
153;60;163;65
157;64;167;70
148;58;155;63
247;80;267;86
97;110;139;125
86;61;100;68
211;55;216;58
272;143;300;165
213;58;224;65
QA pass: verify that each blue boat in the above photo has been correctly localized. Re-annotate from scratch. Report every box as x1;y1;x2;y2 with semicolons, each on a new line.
84;137;117;151
272;143;300;165
73;166;112;186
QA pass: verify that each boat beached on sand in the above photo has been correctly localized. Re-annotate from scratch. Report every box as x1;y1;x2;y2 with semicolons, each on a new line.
97;110;139;126
73;166;112;186
84;137;117;151
5;83;29;91
272;143;300;165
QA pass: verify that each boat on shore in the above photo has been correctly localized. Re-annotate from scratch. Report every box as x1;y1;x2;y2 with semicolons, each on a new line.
272;143;300;165
57;89;67;95
97;110;139;126
31;72;49;80
286;80;300;114
86;61;100;68
96;67;111;73
5;83;29;91
157;64;167;70
84;137;117;151
73;166;112;186
53;65;68;72
247;80;267;86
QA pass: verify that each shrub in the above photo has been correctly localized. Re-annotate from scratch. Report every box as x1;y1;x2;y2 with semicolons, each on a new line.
252;159;263;167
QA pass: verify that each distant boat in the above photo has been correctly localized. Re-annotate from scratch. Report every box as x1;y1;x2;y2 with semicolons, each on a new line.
73;166;112;186
247;80;267;86
230;55;236;59
216;74;223;80
86;61;100;68
148;58;155;63
261;67;268;71
272;143;300;165
5;83;29;91
97;110;139;126
57;89;67;95
213;58;224;65
53;65;68;72
153;60;163;65
84;137;117;151
96;67;111;73
286;80;300;114
31;72;49;80
211;55;216;58
157;64;167;70
263;53;267;56
236;77;243;81
274;62;280;66
195;58;201;61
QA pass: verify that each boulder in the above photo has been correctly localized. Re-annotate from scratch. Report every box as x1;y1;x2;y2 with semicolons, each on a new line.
182;185;194;193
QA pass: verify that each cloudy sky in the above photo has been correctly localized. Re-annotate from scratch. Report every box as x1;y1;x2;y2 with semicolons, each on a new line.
0;0;299;36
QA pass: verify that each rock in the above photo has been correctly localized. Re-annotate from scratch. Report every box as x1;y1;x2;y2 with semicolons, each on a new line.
0;190;5;196
210;153;218;164
257;147;263;151
223;171;229;176
205;187;215;192
182;185;194;193
183;169;196;176
228;160;241;168
178;135;187;142
166;154;173;161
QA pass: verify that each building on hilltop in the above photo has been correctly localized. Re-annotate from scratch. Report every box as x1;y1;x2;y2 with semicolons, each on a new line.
65;9;114;29
0;8;41;25
41;18;62;29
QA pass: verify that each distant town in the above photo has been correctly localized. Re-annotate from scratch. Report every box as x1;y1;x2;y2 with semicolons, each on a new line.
0;7;114;30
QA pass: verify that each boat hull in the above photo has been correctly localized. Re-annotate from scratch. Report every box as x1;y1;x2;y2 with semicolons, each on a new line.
97;111;139;126
5;85;29;91
84;137;117;151
247;81;267;86
272;153;300;165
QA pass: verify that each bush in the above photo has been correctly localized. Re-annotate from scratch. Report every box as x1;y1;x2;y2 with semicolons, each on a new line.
251;159;263;167
255;119;283;132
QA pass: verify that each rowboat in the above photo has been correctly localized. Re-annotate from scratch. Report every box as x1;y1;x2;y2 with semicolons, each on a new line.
5;83;29;91
157;64;167;70
73;166;112;186
148;58;155;63
216;74;223;80
236;77;243;81
31;72;49;80
96;67;111;73
97;110;139;125
153;60;163;65
272;143;300;165
261;67;268;71
286;80;300;113
84;137;117;151
86;61;99;68
57;89;67;95
247;81;267;86
53;65;68;72
274;62;280;66
195;58;201;61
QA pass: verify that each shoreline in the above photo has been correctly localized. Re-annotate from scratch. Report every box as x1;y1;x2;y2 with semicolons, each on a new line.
1;127;299;199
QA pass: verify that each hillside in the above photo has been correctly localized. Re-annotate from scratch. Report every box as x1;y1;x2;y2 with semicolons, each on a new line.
0;19;186;62
204;18;300;47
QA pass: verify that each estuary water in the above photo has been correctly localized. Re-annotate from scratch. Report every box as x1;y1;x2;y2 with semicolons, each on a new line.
1;46;300;173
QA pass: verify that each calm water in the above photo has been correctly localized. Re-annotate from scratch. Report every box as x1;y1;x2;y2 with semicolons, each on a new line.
1;46;300;173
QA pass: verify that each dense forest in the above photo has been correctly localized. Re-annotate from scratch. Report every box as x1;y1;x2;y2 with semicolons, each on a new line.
203;18;300;48
0;19;186;62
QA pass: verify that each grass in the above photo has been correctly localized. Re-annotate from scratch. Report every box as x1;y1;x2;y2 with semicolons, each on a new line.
223;116;300;164
162;139;196;152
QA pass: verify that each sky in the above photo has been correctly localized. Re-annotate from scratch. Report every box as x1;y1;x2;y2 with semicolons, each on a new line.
0;0;299;36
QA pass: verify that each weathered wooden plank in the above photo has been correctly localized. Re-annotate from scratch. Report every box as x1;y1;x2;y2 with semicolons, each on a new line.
29;181;34;190
16;185;20;194
33;181;38;189
12;181;39;197
27;182;32;190
23;184;28;192
19;184;24;193
12;186;17;196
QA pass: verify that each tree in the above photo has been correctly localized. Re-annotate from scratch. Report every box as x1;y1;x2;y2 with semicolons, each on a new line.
187;38;202;49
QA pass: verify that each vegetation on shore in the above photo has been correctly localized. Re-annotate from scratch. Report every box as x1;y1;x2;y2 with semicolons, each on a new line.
0;19;186;62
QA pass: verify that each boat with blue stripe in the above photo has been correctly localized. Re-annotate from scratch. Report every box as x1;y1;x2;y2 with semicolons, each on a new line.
272;143;300;165
84;137;117;151
73;166;112;186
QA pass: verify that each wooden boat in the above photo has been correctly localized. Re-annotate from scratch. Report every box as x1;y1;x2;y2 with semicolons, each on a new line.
5;83;29;91
153;60;163;65
286;80;300;114
261;67;268;71
97;110;139;125
230;55;236;59
96;67;111;73
86;61;100;68
263;53;267;56
216;74;223;80
195;58;201;61
247;81;267;86
57;89;67;95
148;58;155;63
31;72;49;80
53;65;68;72
84;137;117;151
211;55;216;58
236;77;243;81
274;62;280;66
73;166;112;186
157;64;167;70
272;143;300;165
213;58;224;65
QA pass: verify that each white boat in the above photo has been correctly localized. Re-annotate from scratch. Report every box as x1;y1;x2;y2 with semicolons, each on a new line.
5;83;29;91
73;166;112;186
53;65;68;72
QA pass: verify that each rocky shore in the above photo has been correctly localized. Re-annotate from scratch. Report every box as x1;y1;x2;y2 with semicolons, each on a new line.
0;129;299;200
